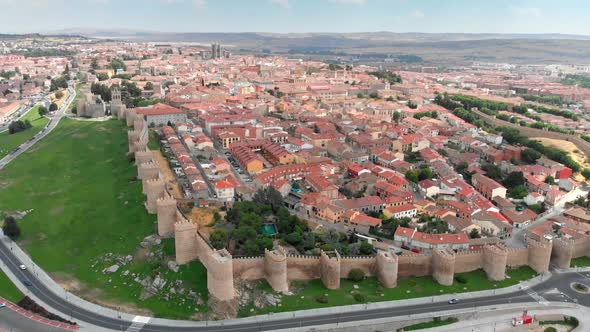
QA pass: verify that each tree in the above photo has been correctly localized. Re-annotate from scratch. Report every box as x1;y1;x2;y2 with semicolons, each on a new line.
37;105;48;117
582;169;590;181
359;241;373;255
369;91;380;99
285;232;303;245
392;111;401;123
49;103;58;112
481;164;502;182
544;175;555;184
253;187;284;212
405;170;419;183
209;229;228;249
144;82;154;91
348;268;365;282
63;64;69;75
407;101;418;109
8;120;29;134
213;211;222;223
97;73;109;81
503;171;525;187
2;216;20;239
508;185;528;199
90;57;99;70
522;148;542;164
418;168;433;181
469;228;481;239
110;58;127;71
55;91;64;99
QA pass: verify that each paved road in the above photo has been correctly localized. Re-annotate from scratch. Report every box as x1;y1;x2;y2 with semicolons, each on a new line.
1;229;588;332
0;309;71;332
506;184;590;248
0;87;73;170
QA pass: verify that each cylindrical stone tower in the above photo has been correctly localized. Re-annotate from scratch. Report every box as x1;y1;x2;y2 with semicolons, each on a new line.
528;238;552;274
207;249;235;301
320;250;341;290
376;251;398;288
432;249;455;286
157;195;177;237
145;178;165;214
174;221;199;265
264;247;289;293
551;238;574;269
483;244;507;281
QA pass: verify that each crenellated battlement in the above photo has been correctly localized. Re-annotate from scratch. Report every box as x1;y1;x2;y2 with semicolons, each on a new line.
527;238;552;273
156;194;177;237
432;249;455;286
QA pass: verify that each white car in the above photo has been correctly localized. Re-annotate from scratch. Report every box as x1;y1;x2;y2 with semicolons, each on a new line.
0;302;6;308
19;264;26;270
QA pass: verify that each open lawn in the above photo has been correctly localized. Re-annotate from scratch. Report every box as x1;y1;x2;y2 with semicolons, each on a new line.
401;317;459;331
240;266;537;317
0;118;208;319
0;105;48;159
571;256;590;268
68;83;84;114
148;128;159;150
0;270;24;304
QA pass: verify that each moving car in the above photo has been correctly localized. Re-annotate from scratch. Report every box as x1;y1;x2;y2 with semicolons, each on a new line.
23;280;32;287
448;298;459;304
19;264;26;270
0;302;6;308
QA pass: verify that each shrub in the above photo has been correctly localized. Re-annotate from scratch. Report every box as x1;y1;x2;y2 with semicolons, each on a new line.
316;295;328;303
348;268;365;282
543;327;556;332
353;293;366;302
455;275;467;284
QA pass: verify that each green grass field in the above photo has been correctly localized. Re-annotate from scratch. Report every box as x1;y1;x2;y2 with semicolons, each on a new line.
68;83;84;114
148;129;159;150
0;105;48;159
240;266;537;317
0;118;207;319
401;317;459;331
0;270;24;304
571;256;590;268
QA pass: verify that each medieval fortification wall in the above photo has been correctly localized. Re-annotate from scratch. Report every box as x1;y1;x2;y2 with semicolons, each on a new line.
124;111;590;303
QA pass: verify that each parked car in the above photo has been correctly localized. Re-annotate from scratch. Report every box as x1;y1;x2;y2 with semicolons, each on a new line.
448;298;459;304
0;302;6;308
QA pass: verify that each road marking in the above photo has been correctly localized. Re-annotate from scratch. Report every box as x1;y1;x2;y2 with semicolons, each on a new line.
126;316;151;331
522;286;548;305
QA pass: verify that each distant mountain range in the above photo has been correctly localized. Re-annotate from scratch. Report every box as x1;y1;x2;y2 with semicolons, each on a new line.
49;29;590;43
8;29;590;65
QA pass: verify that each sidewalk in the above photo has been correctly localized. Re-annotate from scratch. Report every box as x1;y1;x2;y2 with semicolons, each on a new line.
421;306;590;332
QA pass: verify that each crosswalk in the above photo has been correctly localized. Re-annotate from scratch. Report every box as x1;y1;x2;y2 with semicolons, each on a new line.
522;286;549;305
126;316;151;332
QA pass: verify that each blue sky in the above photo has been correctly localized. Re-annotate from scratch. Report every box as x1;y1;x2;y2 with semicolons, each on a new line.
1;0;589;35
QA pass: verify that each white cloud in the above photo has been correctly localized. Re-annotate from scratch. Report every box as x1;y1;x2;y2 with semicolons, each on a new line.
511;7;542;18
412;10;425;19
327;0;367;4
192;0;207;9
269;0;290;8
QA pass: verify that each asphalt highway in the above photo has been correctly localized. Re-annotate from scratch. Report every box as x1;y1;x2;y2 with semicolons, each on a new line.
3;232;586;332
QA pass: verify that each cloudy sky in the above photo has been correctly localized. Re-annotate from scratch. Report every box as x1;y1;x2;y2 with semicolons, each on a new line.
1;0;589;35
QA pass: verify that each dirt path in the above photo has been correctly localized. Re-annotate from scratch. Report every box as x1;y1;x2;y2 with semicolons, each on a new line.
152;150;183;199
